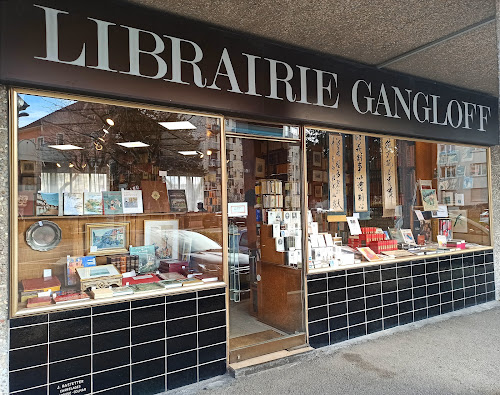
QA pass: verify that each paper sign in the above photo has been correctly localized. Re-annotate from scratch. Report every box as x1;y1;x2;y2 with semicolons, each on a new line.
43;269;52;278
432;204;448;218
353;212;360;219
228;202;248;217
415;210;424;221
159;170;168;177
346;216;362;236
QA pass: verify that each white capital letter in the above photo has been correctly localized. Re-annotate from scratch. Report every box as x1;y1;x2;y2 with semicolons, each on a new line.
165;35;206;87
34;5;86;66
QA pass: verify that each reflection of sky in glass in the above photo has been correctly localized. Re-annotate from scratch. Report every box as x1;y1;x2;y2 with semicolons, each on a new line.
19;94;76;128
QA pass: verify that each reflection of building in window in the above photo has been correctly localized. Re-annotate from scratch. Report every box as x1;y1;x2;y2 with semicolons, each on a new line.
37;136;44;149
56;133;64;145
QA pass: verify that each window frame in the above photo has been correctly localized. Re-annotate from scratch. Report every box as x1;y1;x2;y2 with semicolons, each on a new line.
9;87;229;318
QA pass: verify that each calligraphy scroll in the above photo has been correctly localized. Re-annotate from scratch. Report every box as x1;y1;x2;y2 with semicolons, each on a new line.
353;135;369;212
328;133;345;212
381;138;398;210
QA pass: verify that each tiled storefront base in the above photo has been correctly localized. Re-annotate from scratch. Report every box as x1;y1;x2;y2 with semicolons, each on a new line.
8;288;227;394
307;251;495;348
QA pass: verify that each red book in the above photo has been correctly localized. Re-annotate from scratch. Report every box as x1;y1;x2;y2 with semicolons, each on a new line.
22;276;61;292
27;296;52;308
122;274;161;286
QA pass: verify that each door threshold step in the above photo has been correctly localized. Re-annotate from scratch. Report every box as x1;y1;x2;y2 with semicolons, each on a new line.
228;346;313;378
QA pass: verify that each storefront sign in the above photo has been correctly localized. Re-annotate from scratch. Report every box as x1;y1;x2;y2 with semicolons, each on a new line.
328;134;345;212
353;135;369;212
0;0;497;145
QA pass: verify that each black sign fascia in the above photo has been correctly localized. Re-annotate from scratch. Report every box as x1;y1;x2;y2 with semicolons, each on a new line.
0;0;498;145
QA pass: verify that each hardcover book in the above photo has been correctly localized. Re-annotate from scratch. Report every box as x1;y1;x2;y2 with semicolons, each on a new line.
167;189;188;213
63;192;84;215
129;245;158;273
36;192;59;216
83;192;103;215
121;190;144;214
102;191;123;215
141;180;169;213
66;255;96;286
356;247;382;262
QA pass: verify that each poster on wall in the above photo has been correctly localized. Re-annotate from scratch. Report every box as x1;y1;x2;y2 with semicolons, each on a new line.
353;134;369;212
328;133;345;213
381;138;398;211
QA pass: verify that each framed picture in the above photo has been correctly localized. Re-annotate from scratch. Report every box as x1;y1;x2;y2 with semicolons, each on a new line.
314;185;323;198
312;151;322;167
255;158;266;178
20;161;35;175
85;222;130;255
312;170;323;182
144;220;179;260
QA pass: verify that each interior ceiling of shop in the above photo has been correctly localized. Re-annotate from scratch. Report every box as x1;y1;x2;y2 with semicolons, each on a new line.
127;0;499;97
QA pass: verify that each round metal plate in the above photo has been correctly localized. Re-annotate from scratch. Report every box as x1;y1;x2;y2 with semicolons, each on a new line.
26;220;62;252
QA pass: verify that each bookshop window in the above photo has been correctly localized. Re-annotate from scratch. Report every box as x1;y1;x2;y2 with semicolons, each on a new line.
305;128;490;269
14;92;224;314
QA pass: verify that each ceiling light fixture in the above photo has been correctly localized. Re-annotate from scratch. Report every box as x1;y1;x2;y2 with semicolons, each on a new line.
116;141;150;148
69;163;74;168
48;144;84;150
199;153;204;158
102;128;109;134
56;163;61;168
178;151;199;156
207;150;212;156
106;118;114;126
159;121;196;130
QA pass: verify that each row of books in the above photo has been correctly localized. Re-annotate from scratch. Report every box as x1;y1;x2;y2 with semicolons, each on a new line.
18;182;189;217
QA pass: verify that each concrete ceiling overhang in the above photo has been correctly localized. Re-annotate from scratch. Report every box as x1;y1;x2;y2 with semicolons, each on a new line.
126;0;498;97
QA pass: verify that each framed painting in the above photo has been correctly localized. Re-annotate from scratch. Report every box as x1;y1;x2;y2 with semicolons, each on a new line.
144;220;179;260
85;222;130;255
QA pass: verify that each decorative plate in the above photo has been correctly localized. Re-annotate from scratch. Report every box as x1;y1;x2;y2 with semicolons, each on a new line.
26;220;62;252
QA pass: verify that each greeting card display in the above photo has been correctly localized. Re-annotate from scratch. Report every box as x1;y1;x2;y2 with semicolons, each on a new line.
102;191;123;215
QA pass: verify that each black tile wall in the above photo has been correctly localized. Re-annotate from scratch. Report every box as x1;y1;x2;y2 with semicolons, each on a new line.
307;251;496;348
9;287;227;394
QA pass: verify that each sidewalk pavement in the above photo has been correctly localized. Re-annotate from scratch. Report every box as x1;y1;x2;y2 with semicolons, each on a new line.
174;301;500;395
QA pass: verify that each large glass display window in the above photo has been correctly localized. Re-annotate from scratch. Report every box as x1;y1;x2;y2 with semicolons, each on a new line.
12;90;226;315
305;128;491;272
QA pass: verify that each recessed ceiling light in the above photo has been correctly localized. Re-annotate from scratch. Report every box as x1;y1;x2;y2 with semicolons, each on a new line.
159;121;196;130
106;118;114;126
117;141;150;148
178;151;199;156
48;144;84;150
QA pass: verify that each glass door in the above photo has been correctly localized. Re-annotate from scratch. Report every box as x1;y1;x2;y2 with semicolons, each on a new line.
225;120;306;363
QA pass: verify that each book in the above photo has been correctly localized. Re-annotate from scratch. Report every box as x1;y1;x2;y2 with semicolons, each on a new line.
178;278;204;287
194;274;218;283
66;255;96;286
129;245;157;274
102;191;123;215
399;229;416;245
121;190;144;214
53;292;90;304
22;276;61;293
381;249;415;258
63;193;84;215
122;273;159;286
141;180;169;213
421;189;438;211
356;247;382;262
130;282;164;292
36;192;59;216
157;272;186;281
83;192;103;215
111;286;134;296
168;189;188;213
27;296;53;308
90;288;114;299
158;279;183;289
